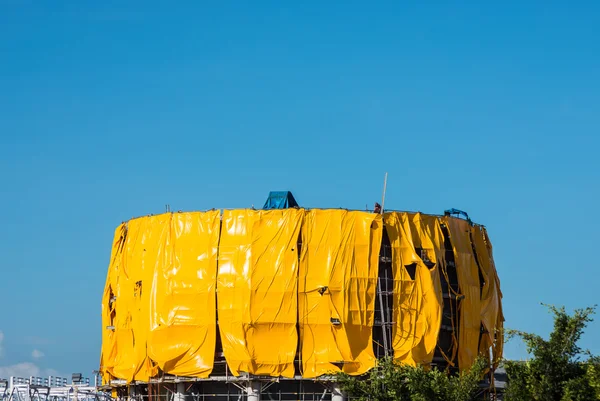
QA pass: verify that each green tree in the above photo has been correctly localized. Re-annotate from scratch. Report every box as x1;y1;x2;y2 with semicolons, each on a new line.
336;357;487;401
587;355;600;399
505;304;599;401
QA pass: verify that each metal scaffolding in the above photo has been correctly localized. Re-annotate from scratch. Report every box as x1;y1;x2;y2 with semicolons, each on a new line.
0;376;110;401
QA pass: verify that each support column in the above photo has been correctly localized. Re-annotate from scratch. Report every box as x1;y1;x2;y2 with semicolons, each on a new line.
128;385;136;401
331;384;345;401
246;381;261;401
174;383;186;401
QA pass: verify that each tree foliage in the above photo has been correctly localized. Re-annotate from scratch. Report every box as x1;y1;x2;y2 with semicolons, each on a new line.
336;357;487;401
505;304;599;401
587;355;600;398
335;304;599;400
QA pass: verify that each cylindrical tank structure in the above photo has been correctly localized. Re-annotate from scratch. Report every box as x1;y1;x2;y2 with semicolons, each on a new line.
99;206;503;400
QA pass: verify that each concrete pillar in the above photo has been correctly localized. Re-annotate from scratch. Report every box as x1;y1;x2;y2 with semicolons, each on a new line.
128;385;136;401
331;384;345;401
174;383;186;401
246;381;261;401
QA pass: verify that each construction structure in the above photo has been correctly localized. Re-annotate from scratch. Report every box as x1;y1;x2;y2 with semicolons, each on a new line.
99;192;504;400
0;375;108;401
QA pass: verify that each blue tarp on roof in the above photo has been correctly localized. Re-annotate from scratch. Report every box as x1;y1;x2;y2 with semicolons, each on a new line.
263;191;299;209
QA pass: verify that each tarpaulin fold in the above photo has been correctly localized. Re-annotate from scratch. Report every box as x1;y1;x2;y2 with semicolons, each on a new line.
100;223;126;384
109;215;170;382
384;212;443;366
443;216;481;371
482;227;504;368
407;213;445;365
217;209;304;378
299;210;382;378
470;225;497;357
147;211;221;377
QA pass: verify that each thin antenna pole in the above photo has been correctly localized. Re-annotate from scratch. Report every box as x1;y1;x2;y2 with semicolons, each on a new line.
381;172;388;214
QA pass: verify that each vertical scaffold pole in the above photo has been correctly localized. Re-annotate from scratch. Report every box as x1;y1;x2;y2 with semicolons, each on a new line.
378;277;389;356
174;383;186;401
381;172;388;213
331;384;345;401
246;381;261;401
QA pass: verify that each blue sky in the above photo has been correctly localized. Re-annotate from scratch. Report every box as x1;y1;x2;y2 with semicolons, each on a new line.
0;1;598;378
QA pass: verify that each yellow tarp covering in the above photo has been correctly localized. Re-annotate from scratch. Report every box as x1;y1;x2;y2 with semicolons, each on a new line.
147;211;221;377
470;225;498;357
217;209;304;378
298;210;382;378
384;212;443;366
107;215;169;382
443;217;481;371
100;223;126;384
100;208;503;382
408;213;445;365
482;227;504;367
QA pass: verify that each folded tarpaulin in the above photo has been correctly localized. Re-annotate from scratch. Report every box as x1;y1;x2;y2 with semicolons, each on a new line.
299;209;383;378
444;216;481;371
217;208;304;378
147;211;221;378
384;212;443;367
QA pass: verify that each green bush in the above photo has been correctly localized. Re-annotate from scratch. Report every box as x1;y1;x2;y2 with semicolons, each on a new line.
336;357;487;401
336;304;600;400
505;304;599;401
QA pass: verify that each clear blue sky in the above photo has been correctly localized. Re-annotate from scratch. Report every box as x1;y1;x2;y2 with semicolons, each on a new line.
0;1;598;378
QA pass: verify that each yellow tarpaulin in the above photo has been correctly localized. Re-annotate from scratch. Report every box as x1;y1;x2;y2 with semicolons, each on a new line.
482;227;504;367
147;211;221;377
100;223;126;384
217;209;304;377
443;217;481;371
299;210;382;378
99;208;503;382
408;213;445;366
103;220;139;382
384;212;442;366
470;225;499;358
105;215;169;382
